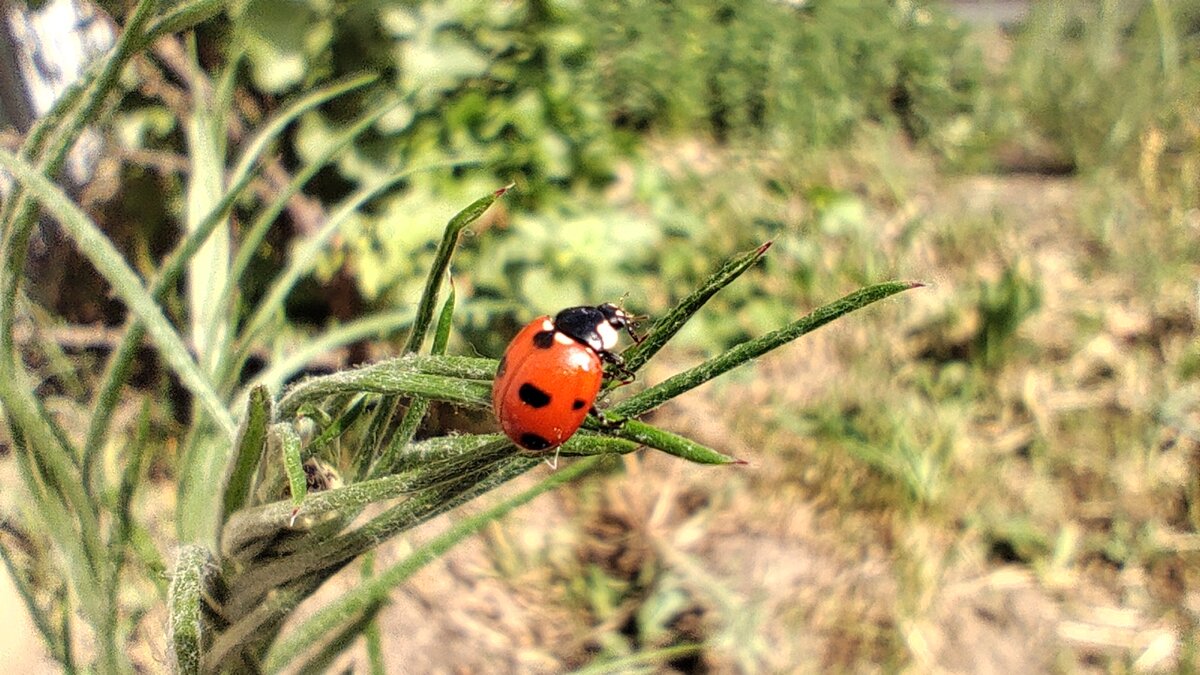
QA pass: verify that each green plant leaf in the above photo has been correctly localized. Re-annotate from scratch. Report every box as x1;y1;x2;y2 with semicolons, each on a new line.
220;386;272;525
611;281;923;419
620;241;771;375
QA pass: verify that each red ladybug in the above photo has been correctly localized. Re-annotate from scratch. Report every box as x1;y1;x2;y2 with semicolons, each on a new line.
493;303;638;452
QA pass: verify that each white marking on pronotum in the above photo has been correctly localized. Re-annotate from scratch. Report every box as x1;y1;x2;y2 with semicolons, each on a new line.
541;319;554;331
555;332;575;346
595;321;619;350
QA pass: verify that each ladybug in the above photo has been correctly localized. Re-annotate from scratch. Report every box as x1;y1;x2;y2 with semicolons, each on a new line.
492;303;638;452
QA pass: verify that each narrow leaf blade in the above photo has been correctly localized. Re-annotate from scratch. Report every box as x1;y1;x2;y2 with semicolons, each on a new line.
612;281;922;419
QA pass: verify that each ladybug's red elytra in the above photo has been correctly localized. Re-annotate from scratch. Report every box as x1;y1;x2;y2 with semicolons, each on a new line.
492;303;638;452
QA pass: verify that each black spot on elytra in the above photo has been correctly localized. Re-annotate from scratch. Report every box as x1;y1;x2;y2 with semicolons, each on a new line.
519;433;552;450
572;399;586;410
532;331;555;349
518;383;551;408
496;355;507;378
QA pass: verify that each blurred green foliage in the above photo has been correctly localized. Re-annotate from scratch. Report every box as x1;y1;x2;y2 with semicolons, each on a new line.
218;0;985;351
1011;0;1200;178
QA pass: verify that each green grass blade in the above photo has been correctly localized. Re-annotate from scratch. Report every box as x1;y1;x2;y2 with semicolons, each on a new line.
0;0;157;363
3;0;158;474
220;386;272;526
86;83;387;472
0;0;156;236
553;432;642;458
620;241;771;375
292;604;382;675
262;456;600;673
56;586;75;671
228;73;379;189
0;387;106;613
185;91;232;373
9;436;106;629
608;419;741;464
362;554;386;675
0;372;90;523
201;73;381;356
0;148;236;437
98;399;154;673
221;98;402;316
610;281;922;419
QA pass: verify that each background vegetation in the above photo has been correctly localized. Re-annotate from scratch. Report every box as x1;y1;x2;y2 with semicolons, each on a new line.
1;0;1198;671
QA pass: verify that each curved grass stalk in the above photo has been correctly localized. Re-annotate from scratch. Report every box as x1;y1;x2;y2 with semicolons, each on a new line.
402;186;510;354
198;73;380;356
0;0;158;361
219;98;404;322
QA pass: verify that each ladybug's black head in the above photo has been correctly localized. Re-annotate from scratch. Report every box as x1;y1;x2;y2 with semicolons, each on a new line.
554;303;638;353
596;303;632;330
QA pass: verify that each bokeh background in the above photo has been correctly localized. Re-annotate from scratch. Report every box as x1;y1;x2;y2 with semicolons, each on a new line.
2;0;1198;671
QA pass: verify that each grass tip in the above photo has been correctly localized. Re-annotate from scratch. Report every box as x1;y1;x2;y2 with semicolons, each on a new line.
755;240;773;256
906;280;931;290
494;183;516;197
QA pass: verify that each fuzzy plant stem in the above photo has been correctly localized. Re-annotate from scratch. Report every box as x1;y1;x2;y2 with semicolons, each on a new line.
261;456;603;672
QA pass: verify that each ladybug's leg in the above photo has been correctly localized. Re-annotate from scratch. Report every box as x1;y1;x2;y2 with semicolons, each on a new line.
600;350;637;385
625;316;648;345
543;446;561;470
